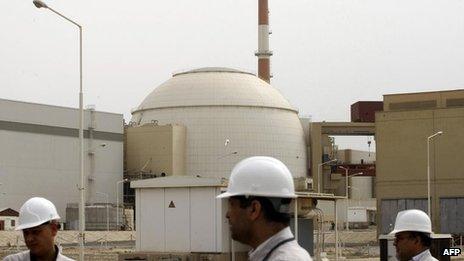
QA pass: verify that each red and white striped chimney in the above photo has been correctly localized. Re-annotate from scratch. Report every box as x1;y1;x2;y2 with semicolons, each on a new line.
255;0;273;83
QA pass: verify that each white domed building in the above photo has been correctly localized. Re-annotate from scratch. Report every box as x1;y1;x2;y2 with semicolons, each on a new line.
131;67;307;178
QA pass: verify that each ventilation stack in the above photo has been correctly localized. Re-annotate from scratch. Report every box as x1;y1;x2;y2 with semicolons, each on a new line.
255;0;273;83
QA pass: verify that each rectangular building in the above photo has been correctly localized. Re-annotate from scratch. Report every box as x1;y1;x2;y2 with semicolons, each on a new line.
376;89;464;235
0;99;124;224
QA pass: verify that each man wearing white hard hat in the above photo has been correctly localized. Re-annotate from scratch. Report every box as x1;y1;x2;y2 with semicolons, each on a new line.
3;197;74;261
390;209;438;261
217;156;312;261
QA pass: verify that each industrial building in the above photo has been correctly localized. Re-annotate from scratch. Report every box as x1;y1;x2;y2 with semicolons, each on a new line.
0;98;124;227
128;67;308;179
376;89;464;235
125;67;322;258
337;149;376;165
308;121;377;228
2;0;461;258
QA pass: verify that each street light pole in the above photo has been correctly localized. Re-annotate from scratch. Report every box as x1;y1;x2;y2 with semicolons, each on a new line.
317;159;337;193
347;171;363;231
116;178;128;231
427;131;443;218
32;1;85;260
96;191;109;248
339;166;350;231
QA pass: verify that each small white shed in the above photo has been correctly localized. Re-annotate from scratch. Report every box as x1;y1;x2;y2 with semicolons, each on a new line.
348;206;376;229
348;207;368;223
131;176;231;253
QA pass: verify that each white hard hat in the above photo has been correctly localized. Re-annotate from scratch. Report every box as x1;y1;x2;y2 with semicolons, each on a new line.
217;156;296;199
389;209;432;235
16;197;61;230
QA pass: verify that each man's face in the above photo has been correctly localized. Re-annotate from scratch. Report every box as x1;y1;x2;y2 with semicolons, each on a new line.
226;198;252;244
393;232;417;261
23;222;57;257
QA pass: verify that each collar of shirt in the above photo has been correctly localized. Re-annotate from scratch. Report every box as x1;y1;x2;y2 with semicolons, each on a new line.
412;249;432;261
248;227;294;261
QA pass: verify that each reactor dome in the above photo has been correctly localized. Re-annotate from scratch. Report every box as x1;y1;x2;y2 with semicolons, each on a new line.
131;67;307;178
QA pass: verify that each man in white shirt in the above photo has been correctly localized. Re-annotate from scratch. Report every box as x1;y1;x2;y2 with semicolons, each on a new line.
3;197;74;261
217;156;312;261
390;209;438;261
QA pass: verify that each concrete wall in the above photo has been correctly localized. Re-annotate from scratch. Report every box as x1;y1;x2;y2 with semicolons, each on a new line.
133;107;308;178
384;89;464;111
0;99;124;223
376;91;464;234
126;124;186;178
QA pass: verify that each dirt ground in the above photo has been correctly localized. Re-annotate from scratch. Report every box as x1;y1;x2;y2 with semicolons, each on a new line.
0;228;380;260
1;228;462;260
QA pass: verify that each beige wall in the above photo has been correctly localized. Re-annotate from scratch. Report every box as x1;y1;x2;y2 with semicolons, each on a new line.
337;149;376;164
376;102;464;234
126;124;186;178
384;89;464;111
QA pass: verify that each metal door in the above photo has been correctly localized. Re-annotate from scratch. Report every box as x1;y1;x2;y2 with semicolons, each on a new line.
165;188;190;251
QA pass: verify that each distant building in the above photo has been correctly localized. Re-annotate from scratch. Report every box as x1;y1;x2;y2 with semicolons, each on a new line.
376;89;464;235
0;99;123;225
0;208;19;231
337;149;375;165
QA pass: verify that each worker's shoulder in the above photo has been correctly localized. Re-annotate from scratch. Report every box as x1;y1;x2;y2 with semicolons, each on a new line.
419;253;438;261
270;240;312;261
419;256;438;261
3;250;30;261
57;253;75;261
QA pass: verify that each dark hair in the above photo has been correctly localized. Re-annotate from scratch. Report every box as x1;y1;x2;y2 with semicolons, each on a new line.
233;196;291;225
410;231;432;247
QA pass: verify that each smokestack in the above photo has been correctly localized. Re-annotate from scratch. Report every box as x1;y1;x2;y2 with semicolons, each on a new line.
255;0;272;83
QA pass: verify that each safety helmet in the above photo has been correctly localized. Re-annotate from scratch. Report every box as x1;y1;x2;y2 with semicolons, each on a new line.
16;197;61;230
217;156;296;199
389;209;432;235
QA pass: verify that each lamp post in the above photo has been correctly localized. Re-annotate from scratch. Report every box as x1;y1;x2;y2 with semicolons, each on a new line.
32;1;84;259
427;131;443;218
96;191;109;248
339;166;349;231
116;178;128;231
317;159;337;193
